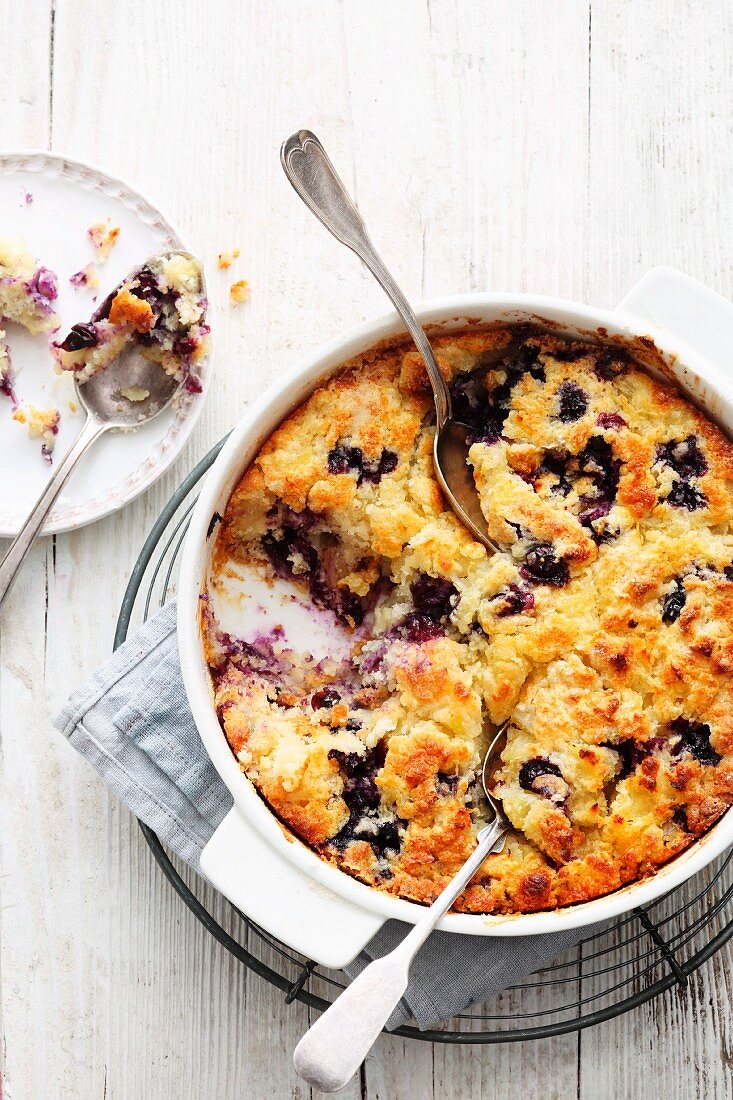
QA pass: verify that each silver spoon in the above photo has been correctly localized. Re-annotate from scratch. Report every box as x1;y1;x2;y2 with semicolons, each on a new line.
0;250;205;609
281;130;501;553
293;723;510;1094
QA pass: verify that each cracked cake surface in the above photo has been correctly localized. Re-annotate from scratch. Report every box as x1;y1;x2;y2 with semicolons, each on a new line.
204;326;733;914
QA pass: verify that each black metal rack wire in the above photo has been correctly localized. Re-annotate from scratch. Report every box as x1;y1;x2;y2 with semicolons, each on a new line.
114;439;733;1044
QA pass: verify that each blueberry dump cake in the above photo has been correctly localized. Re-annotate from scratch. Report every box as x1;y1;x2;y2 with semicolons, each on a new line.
54;253;208;394
204;326;733;914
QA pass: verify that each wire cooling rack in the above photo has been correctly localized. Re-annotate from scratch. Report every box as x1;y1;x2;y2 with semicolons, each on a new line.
114;439;733;1044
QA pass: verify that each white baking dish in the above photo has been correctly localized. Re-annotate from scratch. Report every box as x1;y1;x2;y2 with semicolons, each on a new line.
178;267;733;968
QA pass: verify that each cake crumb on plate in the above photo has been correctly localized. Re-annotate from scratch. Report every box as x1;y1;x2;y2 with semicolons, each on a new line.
13;403;60;462
69;262;99;290
88;221;120;263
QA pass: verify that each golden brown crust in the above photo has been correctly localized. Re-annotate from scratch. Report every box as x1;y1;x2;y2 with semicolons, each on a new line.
205;326;733;914
108;288;154;331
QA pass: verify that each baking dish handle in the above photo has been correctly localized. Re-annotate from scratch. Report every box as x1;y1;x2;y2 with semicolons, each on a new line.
199;807;385;969
617;265;733;372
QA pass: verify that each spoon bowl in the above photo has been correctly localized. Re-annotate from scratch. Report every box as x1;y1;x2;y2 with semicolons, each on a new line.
74;342;180;428
434;420;499;549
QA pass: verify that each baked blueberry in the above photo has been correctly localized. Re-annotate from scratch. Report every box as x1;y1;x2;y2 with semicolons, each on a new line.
669;718;720;766
666;480;706;511
327;443;398;484
410;573;459;620
59;322;99;352
493;583;535;616
656;435;708;479
311;687;341;710
518;758;569;803
662;578;687;624
596;412;627;430
520;543;569;587
557;381;588;422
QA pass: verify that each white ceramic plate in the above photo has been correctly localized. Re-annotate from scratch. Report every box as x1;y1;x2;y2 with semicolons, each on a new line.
0;151;211;536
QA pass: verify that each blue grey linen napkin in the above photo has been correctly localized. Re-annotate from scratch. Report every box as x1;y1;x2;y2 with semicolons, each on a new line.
55;601;591;1030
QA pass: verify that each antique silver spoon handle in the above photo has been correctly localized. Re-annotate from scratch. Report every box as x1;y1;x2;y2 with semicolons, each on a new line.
0;414;106;609
281;130;451;429
293;816;508;1094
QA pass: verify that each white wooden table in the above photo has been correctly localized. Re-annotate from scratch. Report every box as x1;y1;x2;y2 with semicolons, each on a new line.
2;2;733;1096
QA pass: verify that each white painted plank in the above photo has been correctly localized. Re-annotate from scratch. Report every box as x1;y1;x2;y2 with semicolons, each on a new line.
0;4;52;1097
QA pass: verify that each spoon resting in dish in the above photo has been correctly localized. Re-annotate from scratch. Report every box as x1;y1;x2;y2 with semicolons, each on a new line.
280;129;502;553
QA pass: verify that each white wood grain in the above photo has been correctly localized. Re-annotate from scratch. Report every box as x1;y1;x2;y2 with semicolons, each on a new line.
2;1;733;1097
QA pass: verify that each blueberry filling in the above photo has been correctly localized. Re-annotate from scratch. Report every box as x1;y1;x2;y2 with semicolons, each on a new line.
557;381;588;422
606;736;667;780
329;745;383;812
669;718;720;767
396;612;445;644
537;449;574;496
174;334;199;358
520;543;569;587
673;806;690;832
435;772;460;796
577;498;614;541
59;322;99;352
329;742;404;859
449;341;546;443
653;436;708;511
577;436;621;505
311;687;341;710
182;371;203;395
537;436;621;531
518;757;569;803
392;573;459;643
327;443;362;475
449;372;503;443
597;412;627;430
210;630;285;686
493;583;535;616
128;267;161;302
129;267;176;317
410;573;459;620
666;480;706;511
662;578;687;624
327;443;398;485
656;435;708;479
261;507;365;626
27;266;58;302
